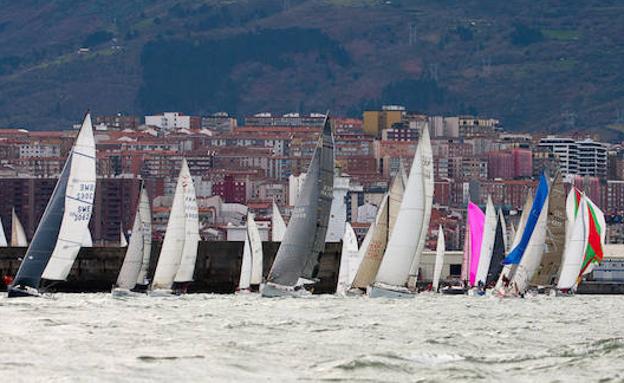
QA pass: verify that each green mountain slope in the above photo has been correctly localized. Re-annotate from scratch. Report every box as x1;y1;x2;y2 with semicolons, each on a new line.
0;0;622;138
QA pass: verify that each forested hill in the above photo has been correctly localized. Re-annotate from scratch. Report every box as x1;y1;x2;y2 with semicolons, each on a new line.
0;0;623;138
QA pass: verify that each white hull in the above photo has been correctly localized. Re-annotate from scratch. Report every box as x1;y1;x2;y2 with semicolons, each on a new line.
148;289;177;298
260;282;312;298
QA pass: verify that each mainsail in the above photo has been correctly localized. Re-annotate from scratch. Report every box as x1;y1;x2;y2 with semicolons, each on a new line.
432;225;445;292
263;115;334;291
475;196;496;286
41;113;96;281
136;187;153;285
115;195;145;290
485;210;506;286
373;126;427;291
271;200;286;242
531;172;566;286
11;208;28;247
409;125;434;281
248;213;264;286
9;113;96;295
151;162;188;290
350;167;405;290
336;222;360;294
578;194;606;277
238;231;253;291
174;160;200;284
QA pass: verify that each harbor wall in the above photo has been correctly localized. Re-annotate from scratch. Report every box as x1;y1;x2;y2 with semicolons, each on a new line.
0;241;342;294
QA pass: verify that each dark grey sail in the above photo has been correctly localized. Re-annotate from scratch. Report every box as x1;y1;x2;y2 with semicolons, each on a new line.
8;155;71;296
265;115;334;288
531;171;565;286
486;210;506;286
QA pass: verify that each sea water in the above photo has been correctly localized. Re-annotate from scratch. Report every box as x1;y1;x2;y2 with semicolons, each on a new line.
1;293;622;382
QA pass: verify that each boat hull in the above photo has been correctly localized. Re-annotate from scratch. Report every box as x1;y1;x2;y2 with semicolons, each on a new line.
440;286;466;295
368;284;415;299
7;285;42;298
260;282;311;298
111;287;145;298
148;289;177;297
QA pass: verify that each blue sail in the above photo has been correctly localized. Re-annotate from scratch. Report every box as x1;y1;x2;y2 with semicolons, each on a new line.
502;174;549;265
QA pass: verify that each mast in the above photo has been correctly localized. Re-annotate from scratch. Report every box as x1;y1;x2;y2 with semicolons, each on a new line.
264;114;334;289
174;159;200;284
10;113;95;292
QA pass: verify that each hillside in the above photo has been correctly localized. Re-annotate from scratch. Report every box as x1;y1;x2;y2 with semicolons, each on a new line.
0;0;623;138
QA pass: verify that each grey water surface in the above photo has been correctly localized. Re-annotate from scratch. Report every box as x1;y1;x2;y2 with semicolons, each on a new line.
1;293;622;382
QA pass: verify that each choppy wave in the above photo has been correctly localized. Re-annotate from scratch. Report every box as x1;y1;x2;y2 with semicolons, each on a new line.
1;293;623;382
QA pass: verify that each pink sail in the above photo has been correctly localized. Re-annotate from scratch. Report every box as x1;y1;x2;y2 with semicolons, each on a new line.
468;202;485;286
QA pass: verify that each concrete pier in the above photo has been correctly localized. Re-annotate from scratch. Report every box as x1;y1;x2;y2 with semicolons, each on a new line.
0;241;342;294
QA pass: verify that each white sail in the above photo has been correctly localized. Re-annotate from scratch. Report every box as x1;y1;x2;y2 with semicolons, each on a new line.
271;200;286;242
557;192;587;290
496;191;533;289
120;226;128;247
151;164;188;290
508;222;515;252
115;203;145;290
42;113;96;280
510;197;550;293
248;213;264;285
0;217;7;247
174;160;200;283
409;124;434;279
11;208;28;247
82;228;93;247
499;209;508;252
238;234;252;290
475;196;497;285
336;222;360;294
374;126;427;289
136;187;153;285
432;225;445;292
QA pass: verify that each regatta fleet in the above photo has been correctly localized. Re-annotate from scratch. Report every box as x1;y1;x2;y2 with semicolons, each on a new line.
3;112;607;299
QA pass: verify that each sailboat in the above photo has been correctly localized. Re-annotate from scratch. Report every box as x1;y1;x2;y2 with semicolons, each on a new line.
501;174;550;296
336;222;360;295
8;113;96;298
135;187;153;287
473;196;496;289
11;208;28;247
495;190;533;290
431;225;445;292
261;114;334;298
485;209;507;286
150;159;199;296
577;192;606;279
248;213;264;289
112;184;152;297
531;172;566;287
369;125;432;298
348;164;405;294
237;223;253;293
554;189;587;294
271;200;286;242
0;216;7;247
407;126;434;289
